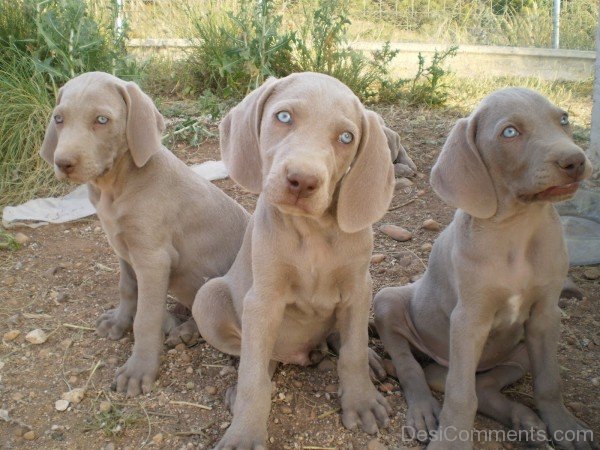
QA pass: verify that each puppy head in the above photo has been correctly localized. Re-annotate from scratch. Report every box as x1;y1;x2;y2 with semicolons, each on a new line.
431;88;592;218
220;72;394;232
40;72;165;184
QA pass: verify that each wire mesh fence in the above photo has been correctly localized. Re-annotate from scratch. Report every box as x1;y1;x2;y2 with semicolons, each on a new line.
118;0;596;50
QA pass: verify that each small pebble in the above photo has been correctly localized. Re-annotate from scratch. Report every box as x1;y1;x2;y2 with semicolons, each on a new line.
25;329;48;344
380;224;412;242
325;384;338;394
583;267;600;280
175;343;186;351
280;405;292;414
370;254;386;264
23;430;35;441
421;243;433;251
367;439;388;450
220;421;230;430
378;382;395;393
3;330;20;341
55;399;69;411
4;276;16;286
62;388;85;404
186;381;195;389
205;385;217;395
219;366;236;376
99;401;112;413
152;433;164;444
292;380;302;388
422;219;442;231
14;233;29;245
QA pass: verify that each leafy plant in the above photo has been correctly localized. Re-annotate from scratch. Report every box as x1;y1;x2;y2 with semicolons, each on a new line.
0;51;58;207
185;0;296;98
406;46;458;106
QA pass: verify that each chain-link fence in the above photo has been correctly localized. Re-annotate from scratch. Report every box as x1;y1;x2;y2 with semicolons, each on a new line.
119;0;596;50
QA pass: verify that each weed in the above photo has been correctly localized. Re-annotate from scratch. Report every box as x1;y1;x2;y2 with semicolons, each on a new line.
0;51;59;207
83;402;142;436
406;46;459;106
0;229;21;251
184;0;296;98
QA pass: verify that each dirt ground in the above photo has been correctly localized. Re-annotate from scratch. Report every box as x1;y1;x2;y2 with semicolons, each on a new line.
1;104;599;450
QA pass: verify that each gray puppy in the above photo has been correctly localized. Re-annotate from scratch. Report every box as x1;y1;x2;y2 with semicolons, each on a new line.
40;72;249;396
374;88;595;450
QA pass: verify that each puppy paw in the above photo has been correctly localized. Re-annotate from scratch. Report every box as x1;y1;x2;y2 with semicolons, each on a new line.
510;404;546;447
165;318;200;347
394;162;416;178
368;348;388;382
542;405;597;450
96;308;133;340
405;397;441;441
214;424;266;450
340;387;391;434
224;385;237;413
113;354;159;396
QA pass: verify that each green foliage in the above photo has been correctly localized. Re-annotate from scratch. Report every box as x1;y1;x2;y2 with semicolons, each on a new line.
406;46;459;106
0;0;139;86
0;52;58;207
293;0;403;102
0;229;21;251
181;0;454;104
184;0;296;98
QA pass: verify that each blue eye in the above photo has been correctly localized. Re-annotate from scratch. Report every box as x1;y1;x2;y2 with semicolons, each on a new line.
502;126;519;138
339;131;353;144
97;116;109;124
560;114;569;126
54;114;64;124
276;111;291;123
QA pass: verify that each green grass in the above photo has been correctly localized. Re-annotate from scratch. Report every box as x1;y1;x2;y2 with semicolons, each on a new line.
0;54;60;208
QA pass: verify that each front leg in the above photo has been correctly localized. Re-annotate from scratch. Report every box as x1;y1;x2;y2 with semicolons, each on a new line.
114;251;171;396
336;274;391;435
215;288;286;449
527;298;597;450
428;305;493;450
96;258;137;339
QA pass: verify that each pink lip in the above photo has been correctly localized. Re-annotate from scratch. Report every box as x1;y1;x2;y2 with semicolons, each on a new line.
536;182;580;199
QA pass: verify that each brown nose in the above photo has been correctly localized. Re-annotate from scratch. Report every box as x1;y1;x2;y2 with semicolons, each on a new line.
286;171;319;198
556;153;586;179
55;157;77;175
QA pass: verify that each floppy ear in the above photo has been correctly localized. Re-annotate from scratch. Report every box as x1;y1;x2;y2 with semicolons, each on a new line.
219;77;278;193
40;88;64;165
118;81;165;168
430;117;497;218
337;110;395;233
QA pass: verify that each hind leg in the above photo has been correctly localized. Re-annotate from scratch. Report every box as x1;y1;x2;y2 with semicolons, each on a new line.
192;277;242;356
425;346;546;445
374;286;440;439
192;278;279;411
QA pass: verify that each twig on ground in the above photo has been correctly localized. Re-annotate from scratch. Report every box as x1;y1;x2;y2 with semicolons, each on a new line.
388;196;418;211
315;408;341;420
169;400;212;410
63;323;95;331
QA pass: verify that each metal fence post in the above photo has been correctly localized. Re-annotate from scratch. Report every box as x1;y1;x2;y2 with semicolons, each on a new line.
552;0;561;49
